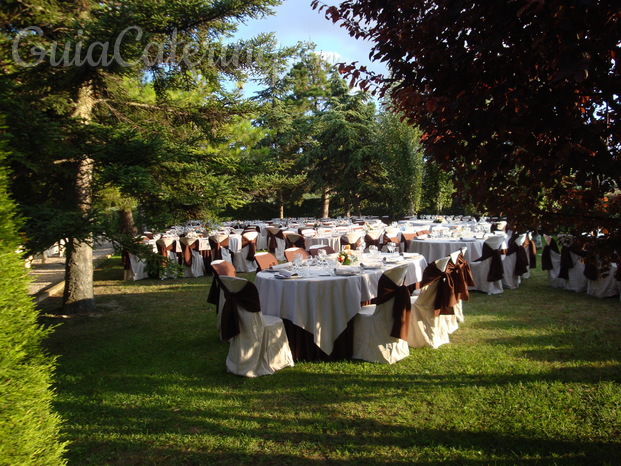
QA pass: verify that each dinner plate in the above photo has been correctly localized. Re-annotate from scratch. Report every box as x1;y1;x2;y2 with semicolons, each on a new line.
274;273;301;279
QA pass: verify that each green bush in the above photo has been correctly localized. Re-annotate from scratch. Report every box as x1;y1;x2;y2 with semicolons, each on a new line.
0;144;66;464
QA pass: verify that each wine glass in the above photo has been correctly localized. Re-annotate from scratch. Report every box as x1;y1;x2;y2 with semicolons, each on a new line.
387;242;396;254
292;253;303;273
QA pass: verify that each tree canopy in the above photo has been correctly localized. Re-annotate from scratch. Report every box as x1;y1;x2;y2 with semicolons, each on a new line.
314;0;621;236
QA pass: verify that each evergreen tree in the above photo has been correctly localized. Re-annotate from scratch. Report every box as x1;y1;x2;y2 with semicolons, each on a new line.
0;131;66;464
1;0;283;312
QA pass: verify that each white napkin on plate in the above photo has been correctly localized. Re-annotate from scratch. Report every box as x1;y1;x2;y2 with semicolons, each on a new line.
277;269;297;278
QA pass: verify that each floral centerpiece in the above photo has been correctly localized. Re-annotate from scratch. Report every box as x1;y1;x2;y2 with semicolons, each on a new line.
337;245;358;265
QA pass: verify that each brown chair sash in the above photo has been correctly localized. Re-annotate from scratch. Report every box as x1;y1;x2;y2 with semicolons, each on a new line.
416;229;430;236
364;233;382;249
541;237;559;271
421;262;458;316
452;254;475;302
157;240;181;266
400;232;417;252
241;236;257;261
285;234;306;249
558;246;574;280
506;238;529;276
180;240;200;267
267;229;285;253
220;281;262;341
207;261;236;308
475;243;505;282
340;236;362;248
583;254;599;281
208;236;230;262
525;237;537;268
382;234;400;246
374;273;412;340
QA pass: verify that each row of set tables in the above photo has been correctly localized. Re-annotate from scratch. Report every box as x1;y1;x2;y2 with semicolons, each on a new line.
254;252;428;360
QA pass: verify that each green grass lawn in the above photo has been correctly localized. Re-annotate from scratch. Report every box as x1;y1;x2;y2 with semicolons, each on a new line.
39;258;621;464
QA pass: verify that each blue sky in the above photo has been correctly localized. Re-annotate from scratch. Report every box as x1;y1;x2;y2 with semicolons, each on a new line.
231;0;387;92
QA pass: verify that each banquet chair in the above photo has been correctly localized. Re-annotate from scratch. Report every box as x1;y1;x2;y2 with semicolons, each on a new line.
364;229;383;251
585;259;620;298
254;252;279;271
232;231;259;273
284;247;310;262
285;232;307;249
156;237;181;279
340;232;363;250
469;235;506;294
400;231;418;253
218;276;294;377
207;260;237;334
266;227;287;261
179;237;206;278
381;233;400;253
541;234;564;288
407;256;452;349
501;233;528;290
122;250;149;281
208;234;232;264
307;244;336;257
544;235;588;292
352;264;411;364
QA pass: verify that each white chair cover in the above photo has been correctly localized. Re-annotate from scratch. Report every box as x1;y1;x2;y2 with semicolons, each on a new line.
586;261;618;298
502;233;527;290
266;227;287;261
469;235;506;295
232;231;258;273
219;276;294;377
179;237;205;278
124;252;149;281
408;256;452;348
352;264;411;364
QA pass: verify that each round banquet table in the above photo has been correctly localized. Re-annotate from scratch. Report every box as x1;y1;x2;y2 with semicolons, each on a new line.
255;254;427;361
408;237;485;264
304;235;342;253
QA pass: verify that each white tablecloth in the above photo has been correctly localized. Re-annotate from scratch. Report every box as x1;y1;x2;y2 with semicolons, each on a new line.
304;235;342;252
255;255;427;355
408;238;484;263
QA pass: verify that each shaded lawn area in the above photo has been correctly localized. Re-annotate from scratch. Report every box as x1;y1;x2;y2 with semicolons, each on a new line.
39;257;621;464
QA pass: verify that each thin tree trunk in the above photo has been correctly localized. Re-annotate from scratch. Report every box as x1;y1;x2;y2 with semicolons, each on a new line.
321;187;330;218
120;208;137;235
63;82;95;313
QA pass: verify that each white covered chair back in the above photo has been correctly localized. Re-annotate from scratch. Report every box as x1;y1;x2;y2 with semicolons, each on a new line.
232;231;259;273
219;276;294;377
352;263;410;364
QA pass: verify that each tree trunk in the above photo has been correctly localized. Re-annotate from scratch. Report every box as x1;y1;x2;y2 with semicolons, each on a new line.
120;208;137;235
279;203;284;219
63;235;94;314
63;82;95;313
321;187;330;218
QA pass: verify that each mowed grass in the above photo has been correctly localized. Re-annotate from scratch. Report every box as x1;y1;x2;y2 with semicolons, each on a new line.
39;257;621;464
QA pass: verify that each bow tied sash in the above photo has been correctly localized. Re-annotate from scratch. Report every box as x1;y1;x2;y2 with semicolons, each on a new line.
267;229;285;252
209;236;230;262
451;254;475;302
220;282;262;341
421;262;459;316
374;274;412;340
541;238;559;271
364;233;382;249
506;236;529;276
474;243;505;282
241;236;257;261
180;240;200;267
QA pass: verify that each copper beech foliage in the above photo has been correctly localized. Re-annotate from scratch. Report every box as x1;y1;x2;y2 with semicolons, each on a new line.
313;0;621;239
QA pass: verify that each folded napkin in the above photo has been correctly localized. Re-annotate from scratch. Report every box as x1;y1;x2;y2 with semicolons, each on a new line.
270;263;292;271
402;253;421;259
334;266;359;276
276;269;297;278
360;261;384;269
